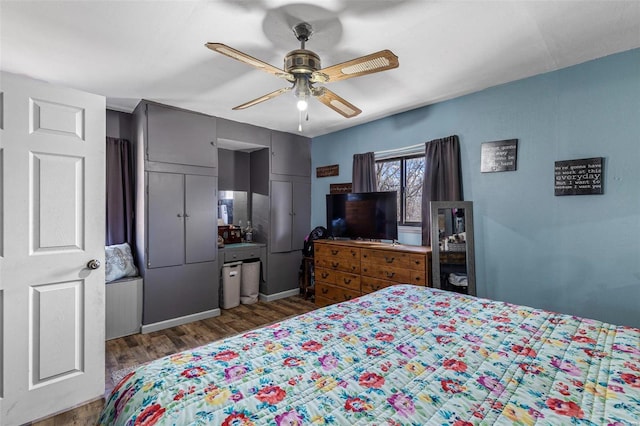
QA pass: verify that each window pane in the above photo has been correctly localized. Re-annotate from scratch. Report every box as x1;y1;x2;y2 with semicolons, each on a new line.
404;157;424;222
376;160;401;222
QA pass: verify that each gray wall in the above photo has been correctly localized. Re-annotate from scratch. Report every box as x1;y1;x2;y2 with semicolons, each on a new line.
106;109;132;140
218;148;250;191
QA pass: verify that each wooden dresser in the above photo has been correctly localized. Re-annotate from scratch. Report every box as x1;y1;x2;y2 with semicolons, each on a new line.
314;240;432;307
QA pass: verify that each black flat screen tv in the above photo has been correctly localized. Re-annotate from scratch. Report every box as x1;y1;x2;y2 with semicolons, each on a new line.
326;191;398;240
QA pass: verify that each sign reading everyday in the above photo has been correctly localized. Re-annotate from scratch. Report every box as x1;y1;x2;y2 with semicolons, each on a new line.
330;183;353;194
554;157;604;196
316;164;339;178
481;139;518;172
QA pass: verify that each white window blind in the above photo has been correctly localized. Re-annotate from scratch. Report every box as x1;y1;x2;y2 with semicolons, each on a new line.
375;143;425;160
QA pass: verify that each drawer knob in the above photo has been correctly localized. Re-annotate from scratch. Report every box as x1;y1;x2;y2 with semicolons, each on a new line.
385;256;395;263
331;261;339;268
344;278;351;284
321;272;329;279
331;249;339;255
345;295;352;300
321;287;328;294
385;271;396;279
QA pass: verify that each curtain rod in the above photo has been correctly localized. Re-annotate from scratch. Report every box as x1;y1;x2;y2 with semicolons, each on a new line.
375;142;425;156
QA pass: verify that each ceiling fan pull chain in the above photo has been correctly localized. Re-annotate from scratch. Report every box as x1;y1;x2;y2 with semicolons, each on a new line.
298;109;303;132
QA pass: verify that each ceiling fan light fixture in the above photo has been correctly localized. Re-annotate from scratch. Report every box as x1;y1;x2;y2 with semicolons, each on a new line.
206;23;398;129
294;75;311;111
296;98;309;111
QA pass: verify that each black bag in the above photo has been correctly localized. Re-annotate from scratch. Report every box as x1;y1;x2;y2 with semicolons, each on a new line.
302;226;328;257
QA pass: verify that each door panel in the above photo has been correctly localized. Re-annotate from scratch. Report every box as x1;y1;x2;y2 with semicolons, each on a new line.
1;71;105;425
30;152;84;252
32;281;83;385
147;103;217;168
270;181;292;253
29;98;85;140
271;131;311;177
148;172;185;268
292;181;311;251
185;175;217;263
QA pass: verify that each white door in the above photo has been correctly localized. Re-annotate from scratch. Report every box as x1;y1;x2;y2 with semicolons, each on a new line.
0;72;105;425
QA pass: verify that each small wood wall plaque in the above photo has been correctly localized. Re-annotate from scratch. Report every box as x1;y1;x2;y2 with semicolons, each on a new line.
316;164;339;178
554;157;604;196
330;183;352;194
481;139;518;172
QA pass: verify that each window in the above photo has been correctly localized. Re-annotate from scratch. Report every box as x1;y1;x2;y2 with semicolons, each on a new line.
376;154;424;226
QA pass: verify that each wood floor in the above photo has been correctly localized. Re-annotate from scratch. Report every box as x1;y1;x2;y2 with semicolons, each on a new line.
32;295;317;426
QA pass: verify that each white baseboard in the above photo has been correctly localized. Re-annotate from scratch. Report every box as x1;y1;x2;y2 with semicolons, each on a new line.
259;288;300;302
141;308;221;334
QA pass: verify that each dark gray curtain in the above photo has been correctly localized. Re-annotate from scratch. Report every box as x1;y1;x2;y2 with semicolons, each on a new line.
106;137;136;253
421;135;462;246
352;152;377;192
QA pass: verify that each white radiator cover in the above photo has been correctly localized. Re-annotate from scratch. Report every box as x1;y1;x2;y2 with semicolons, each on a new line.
106;277;143;340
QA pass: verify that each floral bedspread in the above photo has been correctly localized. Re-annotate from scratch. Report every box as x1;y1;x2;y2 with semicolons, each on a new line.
99;285;640;425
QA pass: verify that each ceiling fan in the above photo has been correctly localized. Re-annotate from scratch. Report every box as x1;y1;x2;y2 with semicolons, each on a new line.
205;22;399;119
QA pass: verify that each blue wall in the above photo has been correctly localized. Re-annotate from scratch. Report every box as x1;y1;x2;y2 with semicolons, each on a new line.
311;49;640;328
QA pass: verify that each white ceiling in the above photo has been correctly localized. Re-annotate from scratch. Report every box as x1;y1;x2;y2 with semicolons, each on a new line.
2;1;639;138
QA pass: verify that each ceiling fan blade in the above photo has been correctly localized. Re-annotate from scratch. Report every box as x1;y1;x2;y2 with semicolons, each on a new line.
311;49;399;83
205;43;294;82
233;87;292;110
312;87;362;118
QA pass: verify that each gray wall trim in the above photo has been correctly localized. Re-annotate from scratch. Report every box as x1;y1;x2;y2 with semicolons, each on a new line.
141;308;220;334
259;288;300;302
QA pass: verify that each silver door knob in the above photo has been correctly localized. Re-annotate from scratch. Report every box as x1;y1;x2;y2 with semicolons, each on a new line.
87;259;101;270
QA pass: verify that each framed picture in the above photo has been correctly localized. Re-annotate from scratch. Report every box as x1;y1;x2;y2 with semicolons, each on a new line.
481;139;518;172
554;157;604;196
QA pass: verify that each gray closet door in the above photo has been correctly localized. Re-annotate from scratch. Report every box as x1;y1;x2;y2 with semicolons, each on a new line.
146;103;217;168
292;181;311;251
270;180;293;253
185;174;217;263
271;131;311;177
148;172;185;268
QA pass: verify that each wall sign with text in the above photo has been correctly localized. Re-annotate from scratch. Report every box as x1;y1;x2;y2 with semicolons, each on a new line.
330;183;352;194
554;157;604;196
316;164;339;178
481;139;518;172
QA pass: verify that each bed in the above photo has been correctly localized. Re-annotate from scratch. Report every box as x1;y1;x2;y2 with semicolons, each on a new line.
99;285;639;425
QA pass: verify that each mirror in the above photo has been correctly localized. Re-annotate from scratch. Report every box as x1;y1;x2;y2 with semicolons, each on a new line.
430;201;476;296
218;191;249;226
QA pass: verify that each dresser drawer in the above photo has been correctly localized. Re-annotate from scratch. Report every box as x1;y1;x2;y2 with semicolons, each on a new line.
315;257;360;274
315;295;335;308
315;267;335;285
361;262;411;283
410;271;428;286
315;244;361;260
361;277;397;294
361;249;426;271
316;282;360;303
223;249;261;263
315;268;360;292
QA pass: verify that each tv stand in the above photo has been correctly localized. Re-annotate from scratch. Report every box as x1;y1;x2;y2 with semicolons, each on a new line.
314;240;432;307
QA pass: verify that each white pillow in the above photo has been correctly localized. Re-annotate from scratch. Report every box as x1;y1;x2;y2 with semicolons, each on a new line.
105;243;139;283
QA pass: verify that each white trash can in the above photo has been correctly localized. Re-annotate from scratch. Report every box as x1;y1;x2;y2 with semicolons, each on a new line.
221;261;242;309
240;260;260;305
